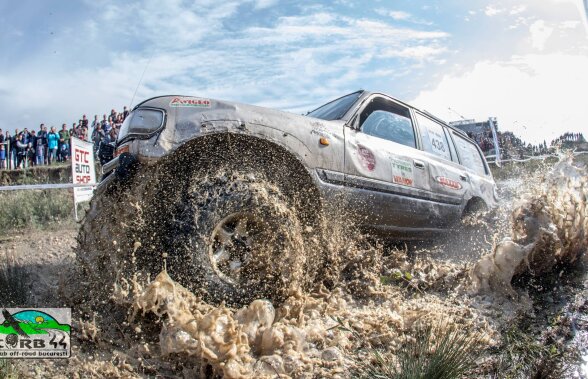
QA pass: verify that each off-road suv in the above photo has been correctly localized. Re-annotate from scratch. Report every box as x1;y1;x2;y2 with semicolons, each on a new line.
82;90;497;303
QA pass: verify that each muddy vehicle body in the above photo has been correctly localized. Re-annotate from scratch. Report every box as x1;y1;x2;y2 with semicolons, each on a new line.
91;90;497;302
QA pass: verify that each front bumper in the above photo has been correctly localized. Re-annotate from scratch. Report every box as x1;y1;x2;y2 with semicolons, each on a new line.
95;153;139;196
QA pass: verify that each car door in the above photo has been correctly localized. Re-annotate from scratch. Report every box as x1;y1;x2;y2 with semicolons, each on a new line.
343;95;433;229
449;131;496;207
413;112;468;225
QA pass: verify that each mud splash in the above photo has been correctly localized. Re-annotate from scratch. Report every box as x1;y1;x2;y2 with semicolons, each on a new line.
470;154;587;297
123;268;497;378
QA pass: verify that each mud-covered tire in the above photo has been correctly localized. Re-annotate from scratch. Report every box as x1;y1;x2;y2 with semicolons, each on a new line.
166;170;309;304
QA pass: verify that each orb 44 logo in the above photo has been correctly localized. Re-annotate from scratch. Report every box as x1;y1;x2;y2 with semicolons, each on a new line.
0;308;71;358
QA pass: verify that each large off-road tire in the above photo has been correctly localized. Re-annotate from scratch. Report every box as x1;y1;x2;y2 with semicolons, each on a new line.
74;135;325;307
165;170;309;304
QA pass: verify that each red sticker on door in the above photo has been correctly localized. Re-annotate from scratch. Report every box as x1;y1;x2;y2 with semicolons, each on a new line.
435;176;462;190
357;144;376;171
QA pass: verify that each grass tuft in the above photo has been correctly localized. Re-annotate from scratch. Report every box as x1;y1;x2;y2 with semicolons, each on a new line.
333;317;484;379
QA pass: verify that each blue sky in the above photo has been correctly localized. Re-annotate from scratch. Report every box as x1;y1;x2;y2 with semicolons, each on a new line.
1;0;586;143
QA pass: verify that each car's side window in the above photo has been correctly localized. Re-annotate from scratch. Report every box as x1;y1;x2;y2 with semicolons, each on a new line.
416;113;452;161
359;98;416;148
453;133;488;175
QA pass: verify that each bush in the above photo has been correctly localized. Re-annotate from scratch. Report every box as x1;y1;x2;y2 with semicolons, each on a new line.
0;189;73;233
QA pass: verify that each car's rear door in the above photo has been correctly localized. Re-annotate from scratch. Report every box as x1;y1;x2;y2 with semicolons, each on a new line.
343;95;434;229
412;112;468;225
449;131;496;206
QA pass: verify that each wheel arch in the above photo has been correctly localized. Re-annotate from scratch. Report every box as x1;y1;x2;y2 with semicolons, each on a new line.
157;132;323;225
462;196;488;217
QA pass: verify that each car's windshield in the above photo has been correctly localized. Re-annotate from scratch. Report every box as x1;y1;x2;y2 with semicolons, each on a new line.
307;91;363;121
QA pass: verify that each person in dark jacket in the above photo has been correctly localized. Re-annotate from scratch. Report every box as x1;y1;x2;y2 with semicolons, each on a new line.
15;134;28;169
11;130;19;169
28;130;37;166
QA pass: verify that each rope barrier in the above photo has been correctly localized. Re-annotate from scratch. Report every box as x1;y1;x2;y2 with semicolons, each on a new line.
0;183;97;191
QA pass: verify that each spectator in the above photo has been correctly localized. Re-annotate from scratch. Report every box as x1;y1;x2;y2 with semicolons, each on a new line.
21;128;30;145
37;124;47;165
122;106;129;120
103;116;112;135
92;124;105;154
11;130;19;169
0;128;4;145
47;126;59;164
0;143;5;169
15;134;28;169
109;125;118;142
81;115;89;129
58;124;70;161
5;131;11;169
28;130;37;166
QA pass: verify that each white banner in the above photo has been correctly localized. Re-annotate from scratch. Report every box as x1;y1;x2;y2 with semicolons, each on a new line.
71;136;96;205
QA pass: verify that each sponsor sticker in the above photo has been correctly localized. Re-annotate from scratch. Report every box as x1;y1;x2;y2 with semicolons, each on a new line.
390;157;414;186
169;97;211;108
357;144;376;171
310;126;333;139
0;308;71;358
435;176;462;190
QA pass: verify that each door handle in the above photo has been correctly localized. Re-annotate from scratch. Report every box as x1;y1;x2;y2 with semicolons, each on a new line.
460;174;468;181
414;160;425;170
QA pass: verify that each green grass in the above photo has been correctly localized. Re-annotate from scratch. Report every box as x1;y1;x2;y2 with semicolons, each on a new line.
0;189;73;234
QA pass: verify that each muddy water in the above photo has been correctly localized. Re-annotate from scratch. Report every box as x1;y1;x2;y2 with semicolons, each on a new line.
66;154;587;378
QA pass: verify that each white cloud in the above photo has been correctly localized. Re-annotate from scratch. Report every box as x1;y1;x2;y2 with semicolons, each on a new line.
388;11;411;20
411;54;588;144
529;20;554;50
382;46;448;60
376;9;433;25
510;5;527;15
484;5;504;16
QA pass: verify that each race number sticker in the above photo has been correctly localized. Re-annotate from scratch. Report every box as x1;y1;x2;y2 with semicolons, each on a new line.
390;158;414;186
428;129;451;161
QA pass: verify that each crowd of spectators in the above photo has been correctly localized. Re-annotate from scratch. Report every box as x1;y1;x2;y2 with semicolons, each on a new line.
466;130;496;153
0;107;129;170
468;129;586;160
